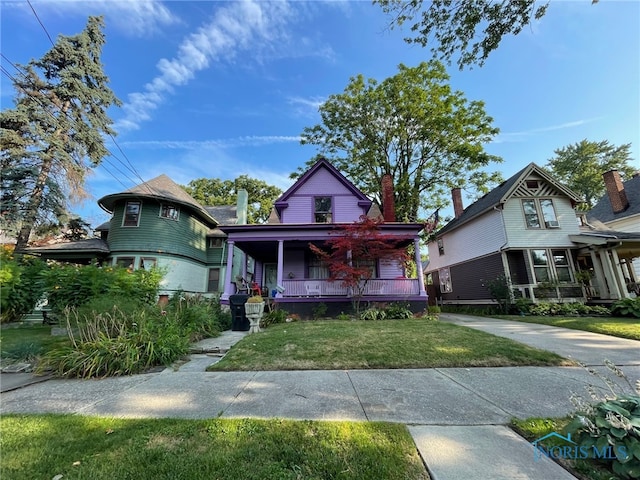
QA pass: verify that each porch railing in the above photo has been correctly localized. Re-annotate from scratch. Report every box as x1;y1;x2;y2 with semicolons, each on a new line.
281;278;419;297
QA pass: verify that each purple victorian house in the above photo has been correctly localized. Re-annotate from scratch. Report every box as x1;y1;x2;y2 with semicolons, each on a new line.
220;159;427;316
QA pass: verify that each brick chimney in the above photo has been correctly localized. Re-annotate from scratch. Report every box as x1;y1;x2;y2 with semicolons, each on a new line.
452;187;464;219
381;174;396;222
602;170;629;213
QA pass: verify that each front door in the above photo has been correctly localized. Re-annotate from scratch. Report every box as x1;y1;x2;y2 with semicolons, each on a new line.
264;263;278;298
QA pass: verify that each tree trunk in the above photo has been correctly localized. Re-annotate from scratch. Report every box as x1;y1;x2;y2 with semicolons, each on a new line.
14;155;53;252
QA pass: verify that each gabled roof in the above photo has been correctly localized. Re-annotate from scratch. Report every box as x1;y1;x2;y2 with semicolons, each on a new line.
587;174;640;225
98;174;217;226
436;162;583;236
274;158;372;216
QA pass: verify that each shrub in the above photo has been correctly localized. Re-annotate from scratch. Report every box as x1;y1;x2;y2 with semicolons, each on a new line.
360;307;387;321
166;292;228;341
565;395;640;479
337;312;352;321
427;305;441;315
383;303;413;319
261;309;287;328
484;274;515;314
588;305;611;316
611;298;640;318
0;247;48;323
42;263;163;313
312;302;328;319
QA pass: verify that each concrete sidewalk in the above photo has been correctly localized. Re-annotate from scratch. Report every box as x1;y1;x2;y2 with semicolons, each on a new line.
439;313;640;366
2;319;639;479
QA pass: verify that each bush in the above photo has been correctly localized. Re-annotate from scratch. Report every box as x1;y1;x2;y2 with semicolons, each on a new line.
611;298;640;318
42;263;164;313
312;302;328;319
166;292;228;341
0;247;48;323
383;303;413;319
565;395;640;479
261;309;287;328
360;307;387;321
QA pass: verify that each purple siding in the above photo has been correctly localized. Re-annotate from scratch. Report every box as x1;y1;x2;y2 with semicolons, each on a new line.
281;168;366;223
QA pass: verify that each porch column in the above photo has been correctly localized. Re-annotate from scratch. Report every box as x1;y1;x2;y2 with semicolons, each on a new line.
276;239;284;298
600;249;622;299
611;249;631;299
414;237;426;296
590;250;608;299
221;241;236;301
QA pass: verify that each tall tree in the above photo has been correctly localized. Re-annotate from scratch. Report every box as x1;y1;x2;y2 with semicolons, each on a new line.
299;61;502;222
375;0;552;69
182;175;282;224
0;16;121;252
546;139;636;210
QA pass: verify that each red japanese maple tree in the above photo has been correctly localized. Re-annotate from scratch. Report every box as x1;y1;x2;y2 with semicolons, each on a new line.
309;216;412;315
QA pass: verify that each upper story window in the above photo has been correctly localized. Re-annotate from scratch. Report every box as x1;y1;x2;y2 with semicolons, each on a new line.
123;201;141;227
208;238;223;248
437;238;445;256
522;199;559;229
314;196;332;223
160;204;179;221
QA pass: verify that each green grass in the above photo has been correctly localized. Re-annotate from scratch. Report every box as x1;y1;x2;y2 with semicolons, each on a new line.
511;417;621;480
495;315;640;341
0;325;70;362
0;414;429;480
210;319;571;371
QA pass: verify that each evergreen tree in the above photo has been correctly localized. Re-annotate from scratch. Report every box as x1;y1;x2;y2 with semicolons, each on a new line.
0;16;121;251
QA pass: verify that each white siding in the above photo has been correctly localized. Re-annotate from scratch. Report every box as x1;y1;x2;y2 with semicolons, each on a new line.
427;209;505;271
503;197;581;248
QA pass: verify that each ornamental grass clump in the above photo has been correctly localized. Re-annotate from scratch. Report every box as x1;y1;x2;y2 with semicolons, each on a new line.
37;304;188;378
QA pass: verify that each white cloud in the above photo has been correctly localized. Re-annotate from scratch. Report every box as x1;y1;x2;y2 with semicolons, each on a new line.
120;136;301;150
494;117;602;143
287;95;325;117
117;1;295;132
10;0;180;36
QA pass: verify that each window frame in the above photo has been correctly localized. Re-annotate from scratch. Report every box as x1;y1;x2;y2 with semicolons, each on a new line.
439;267;452;293
159;204;180;221
437;238;445;256
139;257;157;270
207;268;221;293
115;257;135;270
123;201;141;227
521;198;559;229
529;248;573;284
208;238;224;248
314;196;332;223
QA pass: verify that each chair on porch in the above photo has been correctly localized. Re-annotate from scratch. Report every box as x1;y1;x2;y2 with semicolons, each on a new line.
304;281;322;296
235;276;249;294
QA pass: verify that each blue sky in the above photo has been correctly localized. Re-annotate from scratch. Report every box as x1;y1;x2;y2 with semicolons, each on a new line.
1;0;639;228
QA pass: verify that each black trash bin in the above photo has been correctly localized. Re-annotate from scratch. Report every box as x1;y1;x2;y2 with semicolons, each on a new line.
229;294;250;331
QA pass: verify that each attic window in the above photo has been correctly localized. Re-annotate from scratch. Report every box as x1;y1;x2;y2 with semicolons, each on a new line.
314;196;332;223
526;180;539;190
160;204;179;220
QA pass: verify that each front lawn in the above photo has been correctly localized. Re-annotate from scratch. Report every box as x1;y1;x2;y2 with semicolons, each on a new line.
210;319;571;371
495;316;640;341
0;325;70;364
0;414;429;480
